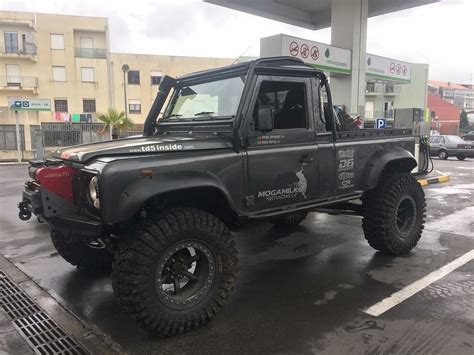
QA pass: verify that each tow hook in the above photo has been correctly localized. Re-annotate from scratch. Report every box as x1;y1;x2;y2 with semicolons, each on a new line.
18;201;32;221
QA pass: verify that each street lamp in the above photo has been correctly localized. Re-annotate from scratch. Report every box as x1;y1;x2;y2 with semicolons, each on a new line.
121;64;130;118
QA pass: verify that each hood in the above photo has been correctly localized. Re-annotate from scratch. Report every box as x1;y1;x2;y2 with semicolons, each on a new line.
54;134;233;163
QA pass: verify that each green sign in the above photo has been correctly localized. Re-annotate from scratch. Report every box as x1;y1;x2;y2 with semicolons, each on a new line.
8;98;51;111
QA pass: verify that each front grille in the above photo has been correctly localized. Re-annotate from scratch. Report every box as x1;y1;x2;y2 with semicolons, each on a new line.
0;270;88;354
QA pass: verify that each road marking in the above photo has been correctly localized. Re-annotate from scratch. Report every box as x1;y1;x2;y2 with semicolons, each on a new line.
364;249;474;317
456;166;474;170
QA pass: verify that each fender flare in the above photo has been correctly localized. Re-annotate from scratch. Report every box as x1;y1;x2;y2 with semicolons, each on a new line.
102;170;236;224
363;147;417;190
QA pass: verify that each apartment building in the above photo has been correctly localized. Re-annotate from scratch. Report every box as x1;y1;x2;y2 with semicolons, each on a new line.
428;80;474;110
0;10;233;160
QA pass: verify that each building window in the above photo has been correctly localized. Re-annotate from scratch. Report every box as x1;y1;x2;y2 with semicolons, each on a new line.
52;66;66;82
128;99;141;114
151;70;162;85
4;32;19;53
128;70;140;85
83;99;96;113
50;34;64;49
81;67;95;82
6;64;21;86
54;99;68;112
80;37;93;48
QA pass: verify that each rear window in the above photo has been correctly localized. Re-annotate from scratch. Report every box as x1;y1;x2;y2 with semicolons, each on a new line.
446;135;465;143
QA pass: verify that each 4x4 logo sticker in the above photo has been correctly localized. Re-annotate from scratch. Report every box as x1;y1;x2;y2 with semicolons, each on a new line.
258;166;307;201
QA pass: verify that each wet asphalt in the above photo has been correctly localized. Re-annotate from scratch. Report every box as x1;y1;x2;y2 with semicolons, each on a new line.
0;158;473;354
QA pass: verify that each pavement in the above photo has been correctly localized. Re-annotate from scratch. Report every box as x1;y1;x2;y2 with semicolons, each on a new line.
0;158;473;354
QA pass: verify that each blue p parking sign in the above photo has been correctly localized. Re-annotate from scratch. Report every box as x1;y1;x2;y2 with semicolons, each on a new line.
376;118;386;129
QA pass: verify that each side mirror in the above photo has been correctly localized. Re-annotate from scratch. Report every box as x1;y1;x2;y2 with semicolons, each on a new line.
257;106;274;133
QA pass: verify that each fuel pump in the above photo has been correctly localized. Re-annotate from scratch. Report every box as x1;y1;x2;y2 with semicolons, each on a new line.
394;108;433;174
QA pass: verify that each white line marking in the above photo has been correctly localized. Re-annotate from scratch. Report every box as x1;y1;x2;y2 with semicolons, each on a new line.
434;170;447;176
364;249;474;317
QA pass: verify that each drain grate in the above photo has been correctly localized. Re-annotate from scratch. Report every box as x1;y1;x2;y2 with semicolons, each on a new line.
0;270;88;354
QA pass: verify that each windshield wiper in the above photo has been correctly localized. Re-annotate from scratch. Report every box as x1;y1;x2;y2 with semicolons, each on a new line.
194;111;215;117
162;114;183;120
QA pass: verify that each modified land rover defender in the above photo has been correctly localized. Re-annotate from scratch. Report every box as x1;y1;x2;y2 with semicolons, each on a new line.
18;57;425;336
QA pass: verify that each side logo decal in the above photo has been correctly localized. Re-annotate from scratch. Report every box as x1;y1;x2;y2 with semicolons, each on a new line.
258;165;308;201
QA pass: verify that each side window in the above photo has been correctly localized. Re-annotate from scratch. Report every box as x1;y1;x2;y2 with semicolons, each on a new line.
430;136;439;144
439;136;445;144
253;81;307;130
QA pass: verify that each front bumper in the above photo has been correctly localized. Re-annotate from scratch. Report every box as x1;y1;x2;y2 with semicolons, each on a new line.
20;184;103;238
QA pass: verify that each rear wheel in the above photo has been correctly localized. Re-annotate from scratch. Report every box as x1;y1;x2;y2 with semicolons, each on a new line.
272;212;308;227
112;208;238;337
438;150;448;160
456;155;466;161
362;173;426;255
51;231;113;272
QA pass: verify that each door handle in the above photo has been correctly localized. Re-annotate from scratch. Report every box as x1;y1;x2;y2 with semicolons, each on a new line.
299;154;313;163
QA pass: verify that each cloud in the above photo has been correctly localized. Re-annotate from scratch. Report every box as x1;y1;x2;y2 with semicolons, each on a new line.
0;0;471;82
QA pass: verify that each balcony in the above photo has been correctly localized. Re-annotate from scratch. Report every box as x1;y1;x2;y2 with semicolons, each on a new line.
0;41;37;61
0;76;39;93
365;110;394;119
74;47;107;59
0;18;36;29
365;83;384;95
384;84;401;95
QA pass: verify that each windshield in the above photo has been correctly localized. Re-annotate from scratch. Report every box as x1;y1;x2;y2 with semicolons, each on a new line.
446;135;465;143
161;76;246;121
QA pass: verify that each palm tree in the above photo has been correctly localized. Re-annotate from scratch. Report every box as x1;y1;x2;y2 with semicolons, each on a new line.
97;108;133;139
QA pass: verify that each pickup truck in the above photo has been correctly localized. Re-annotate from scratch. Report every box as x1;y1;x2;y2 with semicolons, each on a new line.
18;57;426;337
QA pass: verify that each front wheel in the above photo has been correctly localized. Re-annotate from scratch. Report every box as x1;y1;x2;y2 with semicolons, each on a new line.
112;208;238;337
362;173;426;255
438;150;448;160
456;155;466;161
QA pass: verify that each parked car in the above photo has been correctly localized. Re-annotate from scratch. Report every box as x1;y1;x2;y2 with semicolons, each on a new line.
461;131;474;143
429;135;474;160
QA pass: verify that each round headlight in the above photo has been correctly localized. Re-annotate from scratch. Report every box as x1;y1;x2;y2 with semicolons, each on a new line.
88;176;100;208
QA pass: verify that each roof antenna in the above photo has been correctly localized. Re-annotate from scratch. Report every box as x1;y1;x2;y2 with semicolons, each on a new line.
232;46;252;65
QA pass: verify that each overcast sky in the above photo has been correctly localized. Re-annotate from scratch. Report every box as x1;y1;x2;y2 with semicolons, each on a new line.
1;0;472;83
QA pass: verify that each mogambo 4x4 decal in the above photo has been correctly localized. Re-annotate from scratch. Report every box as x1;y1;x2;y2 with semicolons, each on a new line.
258;166;308;201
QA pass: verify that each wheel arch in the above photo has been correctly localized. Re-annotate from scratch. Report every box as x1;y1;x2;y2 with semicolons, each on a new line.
363;147;417;190
103;172;238;226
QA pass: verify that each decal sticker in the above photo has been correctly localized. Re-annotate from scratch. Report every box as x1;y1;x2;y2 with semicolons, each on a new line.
337;148;355;189
256;134;285;145
129;143;194;153
258;166;307;201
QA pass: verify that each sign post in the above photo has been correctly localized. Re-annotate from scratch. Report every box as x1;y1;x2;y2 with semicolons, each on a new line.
14;110;21;162
8;98;51;162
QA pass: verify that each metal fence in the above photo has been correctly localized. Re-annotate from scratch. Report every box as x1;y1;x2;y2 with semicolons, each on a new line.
0;124;25;150
40;123;109;147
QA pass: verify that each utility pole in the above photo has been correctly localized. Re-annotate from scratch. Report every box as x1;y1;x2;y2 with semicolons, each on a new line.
122;64;130;118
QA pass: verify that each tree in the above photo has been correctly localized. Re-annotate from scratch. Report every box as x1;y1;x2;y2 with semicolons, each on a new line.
460;109;469;133
97;108;133;139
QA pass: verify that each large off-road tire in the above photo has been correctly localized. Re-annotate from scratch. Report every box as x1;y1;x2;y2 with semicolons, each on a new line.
438;149;448;160
272;212;308;227
112;208;238;337
50;231;113;272
362;173;426;255
456;155;466;161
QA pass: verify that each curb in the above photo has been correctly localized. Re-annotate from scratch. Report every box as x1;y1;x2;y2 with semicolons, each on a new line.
418;175;450;187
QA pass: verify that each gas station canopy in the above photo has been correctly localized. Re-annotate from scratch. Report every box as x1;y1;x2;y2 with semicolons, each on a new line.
205;0;438;30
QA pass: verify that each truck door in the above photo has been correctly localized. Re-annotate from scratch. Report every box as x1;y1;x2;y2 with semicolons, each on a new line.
244;75;318;211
